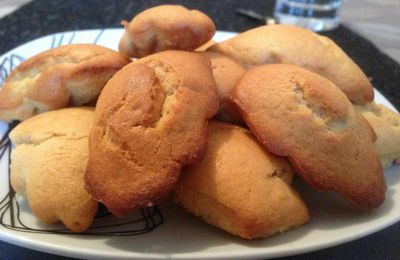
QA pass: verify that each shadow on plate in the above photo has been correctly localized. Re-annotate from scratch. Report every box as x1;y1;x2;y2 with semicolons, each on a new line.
101;196;312;255
292;167;399;231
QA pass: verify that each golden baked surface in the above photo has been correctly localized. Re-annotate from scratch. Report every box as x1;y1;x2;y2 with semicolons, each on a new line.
0;7;392;240
10;107;98;232
195;40;217;52
356;102;400;169
198;51;246;124
119;5;215;58
232;64;385;210
208;24;373;104
0;44;129;122
85;50;218;217
175;121;309;239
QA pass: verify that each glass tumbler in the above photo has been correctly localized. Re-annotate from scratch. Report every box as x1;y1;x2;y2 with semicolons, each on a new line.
273;0;342;32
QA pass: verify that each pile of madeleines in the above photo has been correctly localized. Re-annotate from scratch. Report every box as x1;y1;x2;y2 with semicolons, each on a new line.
1;5;399;239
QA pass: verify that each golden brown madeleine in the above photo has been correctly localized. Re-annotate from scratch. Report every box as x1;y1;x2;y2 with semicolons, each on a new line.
85;51;218;217
0;44;130;122
209;24;373;104
198;51;246;124
355;102;400;169
10;107;98;232
195;40;217;52
232;64;385;210
175;121;309;239
119;5;215;58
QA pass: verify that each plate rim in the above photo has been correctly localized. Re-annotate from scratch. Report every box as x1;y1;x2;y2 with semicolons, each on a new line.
0;28;399;259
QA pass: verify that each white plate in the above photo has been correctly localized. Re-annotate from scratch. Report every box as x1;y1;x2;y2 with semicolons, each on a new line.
0;29;399;260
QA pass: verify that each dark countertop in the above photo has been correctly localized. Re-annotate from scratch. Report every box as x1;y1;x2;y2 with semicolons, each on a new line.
0;0;399;259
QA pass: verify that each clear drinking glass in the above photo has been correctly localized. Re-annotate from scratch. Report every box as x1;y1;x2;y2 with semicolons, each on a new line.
273;0;342;32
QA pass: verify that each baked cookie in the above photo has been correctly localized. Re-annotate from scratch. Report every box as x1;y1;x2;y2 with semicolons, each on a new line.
0;44;130;122
209;24;373;104
85;51;218;217
119;5;215;58
355;102;400;169
232;64;385;210
198;51;246;124
195;40;217;52
175;121;309;239
10;107;98;232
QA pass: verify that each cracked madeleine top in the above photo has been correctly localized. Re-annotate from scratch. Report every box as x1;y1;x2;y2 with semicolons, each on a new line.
10;107;95;144
85;50;219;217
119;5;215;58
0;44;130;122
232;64;385;210
208;24;373;104
9;107;97;232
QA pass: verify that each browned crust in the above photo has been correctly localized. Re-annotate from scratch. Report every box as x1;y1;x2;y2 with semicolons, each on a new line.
198;51;246;124
118;5;216;58
208;24;373;104
85;50;218;217
232;64;385;210
9;107;98;232
0;44;130;122
174;121;309;239
195;40;217;52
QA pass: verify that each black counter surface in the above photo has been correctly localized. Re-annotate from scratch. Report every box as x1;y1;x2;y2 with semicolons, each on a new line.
0;1;399;259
